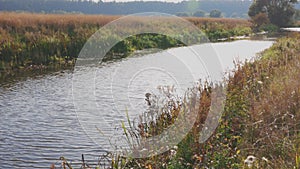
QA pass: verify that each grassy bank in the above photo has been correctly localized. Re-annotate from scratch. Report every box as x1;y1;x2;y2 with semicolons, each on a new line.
128;34;300;169
57;34;300;169
0;12;252;75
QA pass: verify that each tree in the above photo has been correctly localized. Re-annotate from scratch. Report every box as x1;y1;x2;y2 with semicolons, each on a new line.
250;12;273;31
248;0;268;18
176;12;189;17
230;12;239;18
248;0;298;27
295;9;300;21
209;9;222;18
251;12;270;26
193;10;206;17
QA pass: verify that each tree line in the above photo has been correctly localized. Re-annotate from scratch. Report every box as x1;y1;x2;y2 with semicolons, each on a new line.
249;0;300;29
0;0;253;18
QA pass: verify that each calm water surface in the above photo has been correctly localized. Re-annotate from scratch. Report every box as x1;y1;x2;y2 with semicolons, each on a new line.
0;40;273;168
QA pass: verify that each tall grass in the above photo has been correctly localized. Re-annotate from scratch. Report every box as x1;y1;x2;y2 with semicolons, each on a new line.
187;17;252;41
0;13;118;72
195;34;300;169
0;12;252;74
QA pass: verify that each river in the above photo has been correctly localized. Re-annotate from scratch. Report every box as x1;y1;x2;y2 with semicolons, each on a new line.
0;40;273;168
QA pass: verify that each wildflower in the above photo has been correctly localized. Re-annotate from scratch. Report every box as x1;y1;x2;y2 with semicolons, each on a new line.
170;149;176;156
257;81;263;84
262;157;269;163
244;155;256;168
193;154;203;162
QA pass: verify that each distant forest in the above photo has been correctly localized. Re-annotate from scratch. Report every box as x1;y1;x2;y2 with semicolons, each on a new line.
0;0;254;18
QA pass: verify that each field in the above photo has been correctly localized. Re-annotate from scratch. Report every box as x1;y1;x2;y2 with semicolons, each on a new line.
0;13;251;29
0;12;252;75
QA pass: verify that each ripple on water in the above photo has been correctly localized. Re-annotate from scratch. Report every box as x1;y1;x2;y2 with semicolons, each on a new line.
0;71;103;168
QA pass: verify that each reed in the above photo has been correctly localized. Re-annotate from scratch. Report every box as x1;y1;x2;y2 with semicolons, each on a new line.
0;12;252;75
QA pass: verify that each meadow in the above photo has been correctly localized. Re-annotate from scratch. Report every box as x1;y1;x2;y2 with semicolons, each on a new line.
0;12;252;76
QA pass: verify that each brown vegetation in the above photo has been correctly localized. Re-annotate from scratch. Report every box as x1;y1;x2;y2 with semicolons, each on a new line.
0;12;253;76
0;12;120;29
0;12;250;31
186;17;251;29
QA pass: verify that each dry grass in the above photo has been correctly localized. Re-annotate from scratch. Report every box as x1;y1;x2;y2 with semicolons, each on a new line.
0;12;251;33
0;12;253;73
223;34;300;168
186;17;251;29
0;12;120;29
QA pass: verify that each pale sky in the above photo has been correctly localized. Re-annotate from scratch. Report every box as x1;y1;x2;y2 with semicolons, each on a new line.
101;0;185;2
99;0;252;2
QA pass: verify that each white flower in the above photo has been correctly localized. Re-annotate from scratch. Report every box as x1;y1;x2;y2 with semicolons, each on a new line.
262;157;269;163
244;155;256;168
170;149;176;156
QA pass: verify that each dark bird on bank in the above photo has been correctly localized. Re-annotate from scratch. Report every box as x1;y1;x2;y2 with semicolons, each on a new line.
145;93;151;106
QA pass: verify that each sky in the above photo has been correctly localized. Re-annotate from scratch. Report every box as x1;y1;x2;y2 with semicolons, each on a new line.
101;0;184;2
99;0;253;2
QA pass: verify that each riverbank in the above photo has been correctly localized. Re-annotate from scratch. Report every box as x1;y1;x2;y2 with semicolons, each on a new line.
56;34;300;169
0;12;252;77
130;34;300;169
